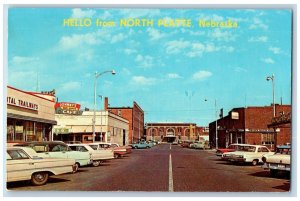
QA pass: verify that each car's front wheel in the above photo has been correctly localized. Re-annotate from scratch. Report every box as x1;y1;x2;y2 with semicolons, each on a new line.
252;159;259;166
114;153;119;159
31;172;49;186
92;160;101;167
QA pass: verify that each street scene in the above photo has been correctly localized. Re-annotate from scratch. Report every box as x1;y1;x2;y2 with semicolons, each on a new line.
5;7;293;195
7;144;290;192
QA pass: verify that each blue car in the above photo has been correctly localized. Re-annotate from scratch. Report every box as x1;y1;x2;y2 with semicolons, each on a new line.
131;141;153;149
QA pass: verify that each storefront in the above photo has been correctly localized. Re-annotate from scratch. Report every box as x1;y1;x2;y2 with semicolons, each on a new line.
53;106;130;145
7;86;56;143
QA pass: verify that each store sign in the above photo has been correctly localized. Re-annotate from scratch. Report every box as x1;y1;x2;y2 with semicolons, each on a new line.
55;102;83;115
7;96;38;111
54;128;70;134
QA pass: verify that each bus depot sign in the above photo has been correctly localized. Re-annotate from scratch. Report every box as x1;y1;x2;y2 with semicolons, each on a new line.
55;102;83;115
7;96;39;111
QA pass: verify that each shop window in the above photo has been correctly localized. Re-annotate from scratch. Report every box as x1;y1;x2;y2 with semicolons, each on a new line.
15;120;24;141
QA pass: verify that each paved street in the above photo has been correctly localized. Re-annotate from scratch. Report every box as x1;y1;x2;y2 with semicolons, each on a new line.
6;144;290;192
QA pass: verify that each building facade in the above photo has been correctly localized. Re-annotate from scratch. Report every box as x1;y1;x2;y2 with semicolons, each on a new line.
209;105;291;150
7;86;56;143
106;97;144;144
53;110;129;145
145;122;209;142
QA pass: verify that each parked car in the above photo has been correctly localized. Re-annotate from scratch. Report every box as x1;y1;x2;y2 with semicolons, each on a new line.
15;141;92;172
181;141;193;148
262;145;291;177
191;140;210;149
171;140;178;145
6;146;75;186
89;142;130;159
131;141;153;149
68;144;114;167
216;143;251;156
222;145;274;166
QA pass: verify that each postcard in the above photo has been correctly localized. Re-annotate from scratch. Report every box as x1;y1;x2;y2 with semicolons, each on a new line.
4;5;293;195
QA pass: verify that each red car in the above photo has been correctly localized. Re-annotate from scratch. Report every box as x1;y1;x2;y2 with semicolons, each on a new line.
216;143;250;156
181;141;193;148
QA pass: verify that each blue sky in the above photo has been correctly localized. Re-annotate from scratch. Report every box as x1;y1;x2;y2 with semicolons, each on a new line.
7;8;292;126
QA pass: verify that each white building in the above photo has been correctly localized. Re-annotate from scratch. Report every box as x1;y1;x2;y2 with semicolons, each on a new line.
53;111;129;145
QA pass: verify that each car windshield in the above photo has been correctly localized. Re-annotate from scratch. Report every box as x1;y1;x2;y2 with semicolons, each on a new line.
89;145;98;150
239;146;256;152
276;148;291;155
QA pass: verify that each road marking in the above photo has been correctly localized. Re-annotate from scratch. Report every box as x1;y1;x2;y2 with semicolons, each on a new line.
168;154;174;192
170;144;171;150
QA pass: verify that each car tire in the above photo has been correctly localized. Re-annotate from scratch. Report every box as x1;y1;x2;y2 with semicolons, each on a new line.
270;169;278;177
31;172;49;186
252;159;259;166
92;160;101;167
146;146;150;149
114;153;119;159
134;146;138;149
73;163;79;173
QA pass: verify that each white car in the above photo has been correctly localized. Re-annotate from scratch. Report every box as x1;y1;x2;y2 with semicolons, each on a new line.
68;144;114;167
222;145;274;166
89;142;131;159
262;145;291;177
15;141;93;172
7;147;75;186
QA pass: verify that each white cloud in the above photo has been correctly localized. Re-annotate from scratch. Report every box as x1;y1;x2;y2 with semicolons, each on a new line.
167;73;183;79
262;58;275;64
135;54;154;68
248;36;268;42
71;8;96;18
234;67;248;73
249;17;268;30
124;48;137;55
165;40;234;57
269;47;281;54
11;56;39;65
192;71;212;81
111;33;126;43
165;40;191;54
99;11;112;19
186;43;206;57
120;9;160;18
60;81;81;91
8;70;37;90
59;33;101;49
131;76;156;86
147;28;166;40
209;29;236;42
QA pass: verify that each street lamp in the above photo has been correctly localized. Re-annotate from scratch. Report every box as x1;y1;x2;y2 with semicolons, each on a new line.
93;70;116;143
266;74;276;149
266;74;275;117
205;98;218;149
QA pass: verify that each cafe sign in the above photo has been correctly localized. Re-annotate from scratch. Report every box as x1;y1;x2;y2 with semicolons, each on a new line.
55;102;83;115
7;96;38;111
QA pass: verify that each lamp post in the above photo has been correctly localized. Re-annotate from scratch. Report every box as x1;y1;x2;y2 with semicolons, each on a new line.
205;98;218;149
93;70;116;143
266;74;276;149
266;74;275;117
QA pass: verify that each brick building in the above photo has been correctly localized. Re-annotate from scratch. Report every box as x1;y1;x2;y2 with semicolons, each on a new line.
209;105;291;150
105;97;144;144
145;122;209;142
